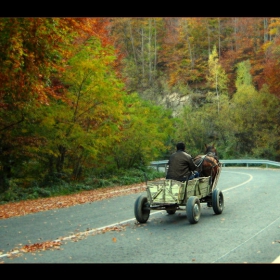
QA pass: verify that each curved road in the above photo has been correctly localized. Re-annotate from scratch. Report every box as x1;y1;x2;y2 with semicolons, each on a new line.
0;167;280;263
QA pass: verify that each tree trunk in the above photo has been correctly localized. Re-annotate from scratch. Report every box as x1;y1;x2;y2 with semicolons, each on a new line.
47;156;55;175
0;144;13;192
56;145;66;173
72;156;84;180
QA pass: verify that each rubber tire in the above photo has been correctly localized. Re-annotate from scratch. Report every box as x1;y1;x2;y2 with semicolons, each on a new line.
186;196;201;224
212;188;224;214
166;210;176;215
134;195;150;223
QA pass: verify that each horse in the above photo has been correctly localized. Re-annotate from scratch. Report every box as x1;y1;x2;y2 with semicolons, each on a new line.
193;144;220;190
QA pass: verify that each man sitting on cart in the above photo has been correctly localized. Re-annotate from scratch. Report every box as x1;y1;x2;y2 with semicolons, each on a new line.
166;142;199;182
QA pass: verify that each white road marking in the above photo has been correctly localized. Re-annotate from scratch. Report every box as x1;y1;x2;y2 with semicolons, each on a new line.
0;170;278;263
0;212;161;259
211;215;280;263
220;171;253;192
272;256;280;263
217;171;279;263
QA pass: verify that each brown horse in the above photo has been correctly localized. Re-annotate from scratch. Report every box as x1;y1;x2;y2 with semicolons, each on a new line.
193;144;220;190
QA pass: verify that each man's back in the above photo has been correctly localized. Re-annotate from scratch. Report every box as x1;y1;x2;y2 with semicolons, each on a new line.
166;148;196;182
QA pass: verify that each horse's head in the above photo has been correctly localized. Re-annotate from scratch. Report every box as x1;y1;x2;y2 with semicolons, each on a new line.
204;143;218;158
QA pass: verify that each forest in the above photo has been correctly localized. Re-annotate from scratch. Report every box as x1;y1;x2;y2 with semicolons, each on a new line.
0;17;280;201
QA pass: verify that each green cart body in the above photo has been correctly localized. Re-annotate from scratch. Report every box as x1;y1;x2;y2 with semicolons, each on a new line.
134;163;224;224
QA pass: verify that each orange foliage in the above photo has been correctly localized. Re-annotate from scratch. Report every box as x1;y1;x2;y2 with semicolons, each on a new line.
0;18;113;109
263;58;280;98
0;182;147;219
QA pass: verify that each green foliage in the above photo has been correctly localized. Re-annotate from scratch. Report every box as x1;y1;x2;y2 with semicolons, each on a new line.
235;60;253;88
207;45;228;93
172;58;280;161
230;61;265;155
206;45;229;114
250;85;280;160
0;167;165;205
110;18;163;93
25;36;128;183
174;100;232;158
2;18;280;202
107;92;175;169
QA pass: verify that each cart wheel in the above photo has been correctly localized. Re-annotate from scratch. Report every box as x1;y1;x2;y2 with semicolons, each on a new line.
212;188;224;214
186;196;201;224
134;195;150;223
166;210;176;215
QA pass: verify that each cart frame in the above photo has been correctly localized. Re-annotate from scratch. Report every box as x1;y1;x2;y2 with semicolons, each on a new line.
134;163;223;224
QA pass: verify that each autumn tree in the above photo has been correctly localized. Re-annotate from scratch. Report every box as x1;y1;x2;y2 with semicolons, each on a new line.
2;17;280;193
0;18;75;190
229;60;280;158
174;91;232;159
36;36;127;180
262;18;280;98
253;84;280;160
0;17;112;190
108;92;175;171
173;104;211;156
220;17;269;95
108;18;163;95
206;44;228;114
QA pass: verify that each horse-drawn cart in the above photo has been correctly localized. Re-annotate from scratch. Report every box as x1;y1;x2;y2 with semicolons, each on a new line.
134;162;223;224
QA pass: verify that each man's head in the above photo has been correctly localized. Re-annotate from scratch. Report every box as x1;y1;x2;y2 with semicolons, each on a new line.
176;142;185;151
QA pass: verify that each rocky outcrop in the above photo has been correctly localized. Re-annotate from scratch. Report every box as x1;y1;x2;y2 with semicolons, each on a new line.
152;93;189;117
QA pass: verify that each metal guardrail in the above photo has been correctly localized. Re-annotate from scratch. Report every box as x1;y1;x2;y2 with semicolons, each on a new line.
150;160;168;171
219;159;280;168
150;159;280;171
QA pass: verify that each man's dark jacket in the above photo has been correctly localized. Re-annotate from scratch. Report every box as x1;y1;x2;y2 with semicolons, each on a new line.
166;149;197;181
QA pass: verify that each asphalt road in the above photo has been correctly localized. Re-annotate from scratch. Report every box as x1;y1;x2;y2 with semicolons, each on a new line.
1;167;280;263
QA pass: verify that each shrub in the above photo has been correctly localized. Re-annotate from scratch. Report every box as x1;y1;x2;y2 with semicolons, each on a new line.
0;167;165;205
